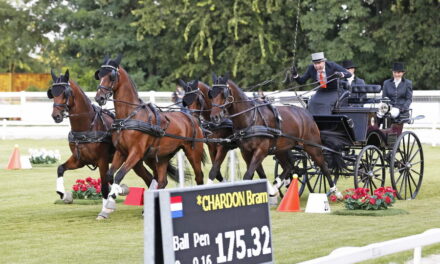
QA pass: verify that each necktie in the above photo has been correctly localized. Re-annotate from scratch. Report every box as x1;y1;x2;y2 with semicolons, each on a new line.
319;72;327;88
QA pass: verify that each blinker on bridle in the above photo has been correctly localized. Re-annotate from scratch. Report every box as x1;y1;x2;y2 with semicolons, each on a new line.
210;83;234;110
96;64;119;93
50;81;73;116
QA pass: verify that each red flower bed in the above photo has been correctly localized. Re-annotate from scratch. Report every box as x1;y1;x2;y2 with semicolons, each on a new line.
330;187;396;210
71;177;102;200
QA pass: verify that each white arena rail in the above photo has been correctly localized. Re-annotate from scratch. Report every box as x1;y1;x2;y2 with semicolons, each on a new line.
1;90;440;144
298;228;440;264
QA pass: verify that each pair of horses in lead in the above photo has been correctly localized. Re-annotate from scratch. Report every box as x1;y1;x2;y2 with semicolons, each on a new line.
49;55;341;219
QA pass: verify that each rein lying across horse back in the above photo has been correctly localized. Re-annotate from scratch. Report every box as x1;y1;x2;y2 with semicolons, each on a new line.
106;97;233;144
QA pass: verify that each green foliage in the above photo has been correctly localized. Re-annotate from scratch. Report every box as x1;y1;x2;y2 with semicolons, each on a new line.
0;1;49;73
2;0;438;90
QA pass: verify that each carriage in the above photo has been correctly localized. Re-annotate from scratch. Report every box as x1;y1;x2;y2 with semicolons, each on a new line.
274;84;424;200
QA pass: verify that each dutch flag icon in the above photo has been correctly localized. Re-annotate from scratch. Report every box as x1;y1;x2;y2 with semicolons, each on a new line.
170;196;183;218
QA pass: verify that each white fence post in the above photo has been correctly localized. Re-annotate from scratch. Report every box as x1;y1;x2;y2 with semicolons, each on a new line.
2;119;6;140
414;246;422;264
229;150;236;182
20;91;26;121
149;91;156;104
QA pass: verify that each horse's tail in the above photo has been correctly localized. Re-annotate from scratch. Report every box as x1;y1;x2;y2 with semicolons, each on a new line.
166;162;192;182
320;130;350;172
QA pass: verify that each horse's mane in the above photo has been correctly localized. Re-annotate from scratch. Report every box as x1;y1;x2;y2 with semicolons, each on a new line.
70;80;92;105
197;81;210;95
227;79;248;100
120;67;142;104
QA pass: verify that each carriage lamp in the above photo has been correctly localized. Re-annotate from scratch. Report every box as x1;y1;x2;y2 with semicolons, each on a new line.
377;102;390;118
390;107;401;118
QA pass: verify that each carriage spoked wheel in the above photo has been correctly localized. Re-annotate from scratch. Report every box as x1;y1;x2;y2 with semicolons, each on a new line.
273;150;308;197
390;131;424;200
306;155;339;194
354;145;386;193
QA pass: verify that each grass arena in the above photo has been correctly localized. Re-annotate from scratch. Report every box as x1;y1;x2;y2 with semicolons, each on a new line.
1;138;440;263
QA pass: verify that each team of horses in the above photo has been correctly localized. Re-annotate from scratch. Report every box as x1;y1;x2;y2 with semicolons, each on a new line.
48;55;342;219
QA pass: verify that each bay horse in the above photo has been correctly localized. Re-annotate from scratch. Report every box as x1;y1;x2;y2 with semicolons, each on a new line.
209;74;342;198
48;69;158;219
94;56;206;211
179;79;270;186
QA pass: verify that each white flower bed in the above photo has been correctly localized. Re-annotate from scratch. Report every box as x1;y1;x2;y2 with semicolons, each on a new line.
28;148;61;164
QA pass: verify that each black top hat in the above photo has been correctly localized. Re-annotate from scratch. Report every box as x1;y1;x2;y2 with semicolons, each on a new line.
341;60;357;69
392;62;405;72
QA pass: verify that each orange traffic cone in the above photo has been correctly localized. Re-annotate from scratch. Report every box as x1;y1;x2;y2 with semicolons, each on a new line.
124;187;145;206
277;176;301;212
6;145;21;170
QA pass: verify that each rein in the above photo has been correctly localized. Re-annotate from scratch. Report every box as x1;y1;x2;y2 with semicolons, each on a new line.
227;101;272;119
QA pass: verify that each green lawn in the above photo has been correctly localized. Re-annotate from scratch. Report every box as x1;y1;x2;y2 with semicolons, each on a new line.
1;139;439;263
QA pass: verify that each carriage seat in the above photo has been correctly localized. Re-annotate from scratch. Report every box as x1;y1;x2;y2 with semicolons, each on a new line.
351;84;382;94
348;84;382;105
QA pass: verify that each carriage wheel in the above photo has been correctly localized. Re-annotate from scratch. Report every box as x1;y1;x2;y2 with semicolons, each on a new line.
274;150;307;196
390;131;424;200
354;145;386;193
306;155;338;194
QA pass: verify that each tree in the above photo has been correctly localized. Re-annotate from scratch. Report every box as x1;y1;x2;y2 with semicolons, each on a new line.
134;0;305;90
0;1;49;73
32;0;174;91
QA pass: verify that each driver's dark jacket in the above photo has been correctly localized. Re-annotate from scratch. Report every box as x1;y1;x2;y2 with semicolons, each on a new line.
382;78;413;111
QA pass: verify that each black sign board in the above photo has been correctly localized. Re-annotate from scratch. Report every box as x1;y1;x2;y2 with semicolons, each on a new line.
157;180;273;264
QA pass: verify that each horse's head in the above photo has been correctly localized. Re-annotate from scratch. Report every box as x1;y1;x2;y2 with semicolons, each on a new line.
179;79;204;117
94;54;122;106
209;73;232;124
47;69;73;123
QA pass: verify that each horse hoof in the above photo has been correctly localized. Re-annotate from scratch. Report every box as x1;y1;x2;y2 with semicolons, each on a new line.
119;184;130;196
96;210;110;220
335;191;343;200
206;179;214;185
63;192;73;204
268;195;279;206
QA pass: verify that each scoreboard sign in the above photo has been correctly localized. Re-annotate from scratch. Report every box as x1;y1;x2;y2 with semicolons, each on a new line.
150;180;274;264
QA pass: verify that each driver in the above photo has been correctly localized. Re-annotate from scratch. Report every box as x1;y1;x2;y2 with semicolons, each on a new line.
382;62;413;119
290;52;351;115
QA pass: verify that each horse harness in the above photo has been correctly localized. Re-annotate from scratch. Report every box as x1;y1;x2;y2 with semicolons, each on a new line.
110;102;228;145
68;105;114;170
213;84;341;155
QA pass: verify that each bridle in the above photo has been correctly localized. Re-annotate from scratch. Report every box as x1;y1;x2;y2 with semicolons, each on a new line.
210;83;235;109
96;64;119;102
50;81;73;118
183;88;209;116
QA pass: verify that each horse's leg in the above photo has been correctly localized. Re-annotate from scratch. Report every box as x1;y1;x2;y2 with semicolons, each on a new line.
207;145;227;184
255;165;267;179
104;150;126;210
304;145;342;199
110;150;144;193
56;155;84;203
133;160;153;188
96;159;113;220
106;150;125;184
241;149;278;196
273;151;294;189
242;148;268;181
183;144;205;185
155;159;169;189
